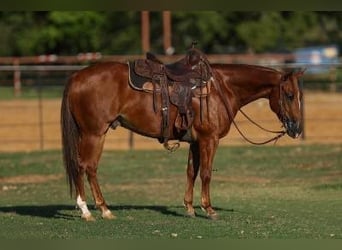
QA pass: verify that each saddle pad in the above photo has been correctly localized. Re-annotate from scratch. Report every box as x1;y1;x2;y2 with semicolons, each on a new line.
128;61;151;91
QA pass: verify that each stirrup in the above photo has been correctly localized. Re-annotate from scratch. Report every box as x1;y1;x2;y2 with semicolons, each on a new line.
163;141;180;152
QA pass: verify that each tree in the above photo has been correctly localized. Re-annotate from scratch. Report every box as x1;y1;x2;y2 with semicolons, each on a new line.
101;12;141;54
236;12;285;53
0;12;37;56
282;12;322;49
172;11;230;53
23;11;106;55
0;11;341;56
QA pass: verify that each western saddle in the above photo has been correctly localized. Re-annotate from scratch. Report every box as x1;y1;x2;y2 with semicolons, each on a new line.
128;45;213;150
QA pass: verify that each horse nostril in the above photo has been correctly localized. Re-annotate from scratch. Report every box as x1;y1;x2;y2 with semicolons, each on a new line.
286;121;302;138
287;121;295;130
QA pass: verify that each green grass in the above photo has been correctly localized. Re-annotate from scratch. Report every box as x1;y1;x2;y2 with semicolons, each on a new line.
0;144;342;239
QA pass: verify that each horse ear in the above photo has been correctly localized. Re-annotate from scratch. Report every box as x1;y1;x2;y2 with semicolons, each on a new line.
281;71;293;81
295;68;306;78
282;68;306;81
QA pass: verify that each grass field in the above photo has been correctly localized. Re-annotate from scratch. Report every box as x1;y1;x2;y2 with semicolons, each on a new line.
0;144;342;239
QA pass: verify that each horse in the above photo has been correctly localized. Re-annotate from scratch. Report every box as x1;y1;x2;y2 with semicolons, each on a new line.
61;60;305;221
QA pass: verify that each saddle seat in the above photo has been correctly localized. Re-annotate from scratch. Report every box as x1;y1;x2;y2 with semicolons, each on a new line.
146;50;203;82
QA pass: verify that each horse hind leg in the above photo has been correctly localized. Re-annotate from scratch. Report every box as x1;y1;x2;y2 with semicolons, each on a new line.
76;192;94;221
183;142;200;217
73;159;96;221
77;133;115;220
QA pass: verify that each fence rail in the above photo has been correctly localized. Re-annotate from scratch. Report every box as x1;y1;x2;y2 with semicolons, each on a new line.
0;62;342;152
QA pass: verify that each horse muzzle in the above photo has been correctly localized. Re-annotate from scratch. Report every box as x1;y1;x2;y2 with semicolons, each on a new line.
284;120;302;139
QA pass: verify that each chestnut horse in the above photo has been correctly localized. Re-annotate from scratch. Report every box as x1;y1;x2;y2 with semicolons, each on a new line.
61;61;304;221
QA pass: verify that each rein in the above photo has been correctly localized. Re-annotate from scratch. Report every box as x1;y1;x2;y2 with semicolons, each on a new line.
236;109;286;145
212;77;286;145
239;108;285;134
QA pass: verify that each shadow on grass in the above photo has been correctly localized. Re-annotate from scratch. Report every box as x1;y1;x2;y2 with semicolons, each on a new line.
0;204;234;220
0;205;77;220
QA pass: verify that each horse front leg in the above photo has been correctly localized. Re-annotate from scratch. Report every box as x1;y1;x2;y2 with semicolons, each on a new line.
199;137;219;220
183;142;200;217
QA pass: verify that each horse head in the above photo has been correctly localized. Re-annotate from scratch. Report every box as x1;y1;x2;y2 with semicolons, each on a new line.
269;69;305;138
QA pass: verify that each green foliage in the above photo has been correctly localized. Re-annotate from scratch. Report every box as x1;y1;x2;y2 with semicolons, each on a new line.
172;11;229;52
101;12;141;54
236;12;284;52
0;11;342;56
19;12;106;55
282;12;321;49
0;12;36;56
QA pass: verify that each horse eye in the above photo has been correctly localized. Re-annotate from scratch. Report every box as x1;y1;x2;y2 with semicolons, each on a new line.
286;92;294;100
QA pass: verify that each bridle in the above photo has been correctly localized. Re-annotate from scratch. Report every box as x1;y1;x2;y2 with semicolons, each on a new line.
212;75;292;146
278;79;291;133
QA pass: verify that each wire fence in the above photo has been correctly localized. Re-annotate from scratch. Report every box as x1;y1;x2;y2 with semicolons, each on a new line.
0;62;342;152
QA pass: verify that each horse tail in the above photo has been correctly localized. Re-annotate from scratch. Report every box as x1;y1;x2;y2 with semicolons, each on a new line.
61;78;79;197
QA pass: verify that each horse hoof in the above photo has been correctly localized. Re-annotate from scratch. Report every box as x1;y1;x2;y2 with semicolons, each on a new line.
201;206;219;220
183;201;196;218
186;211;196;218
102;210;116;220
207;212;219;220
81;213;96;222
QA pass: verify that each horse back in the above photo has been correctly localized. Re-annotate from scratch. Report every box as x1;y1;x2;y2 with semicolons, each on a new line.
68;61;130;101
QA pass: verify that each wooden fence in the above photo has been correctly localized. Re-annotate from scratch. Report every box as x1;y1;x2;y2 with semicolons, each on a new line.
0;58;341;152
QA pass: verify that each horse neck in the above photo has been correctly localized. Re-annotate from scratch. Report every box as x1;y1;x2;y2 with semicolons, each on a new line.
214;64;281;107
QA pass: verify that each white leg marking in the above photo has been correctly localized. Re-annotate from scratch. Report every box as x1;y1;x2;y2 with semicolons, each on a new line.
77;195;91;218
297;91;301;111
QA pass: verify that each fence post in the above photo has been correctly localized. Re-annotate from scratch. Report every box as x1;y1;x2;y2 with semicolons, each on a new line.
129;131;134;150
329;66;337;92
141;11;150;54
37;73;44;150
300;78;305;140
13;59;21;97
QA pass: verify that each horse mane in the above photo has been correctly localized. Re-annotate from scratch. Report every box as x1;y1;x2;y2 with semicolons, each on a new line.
211;63;282;75
241;64;281;74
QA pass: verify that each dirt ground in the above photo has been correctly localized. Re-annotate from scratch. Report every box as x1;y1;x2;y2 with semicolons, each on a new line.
0;91;342;152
